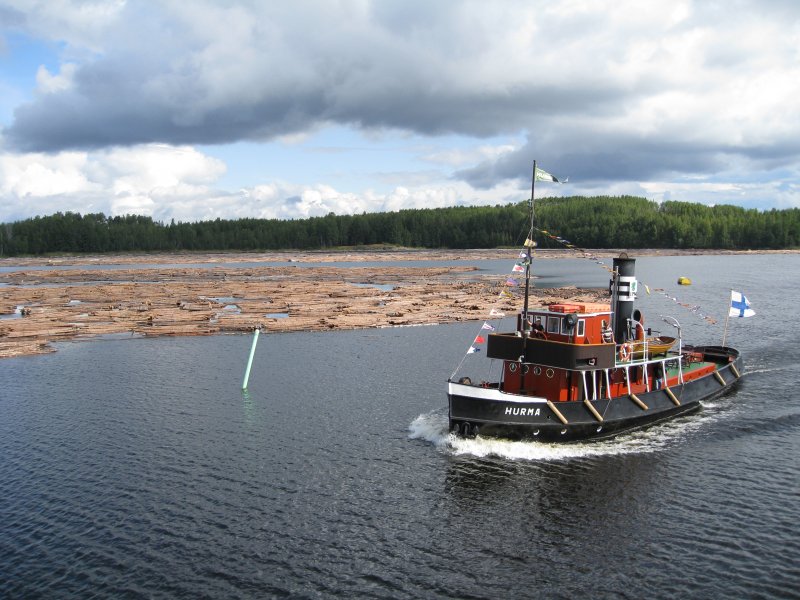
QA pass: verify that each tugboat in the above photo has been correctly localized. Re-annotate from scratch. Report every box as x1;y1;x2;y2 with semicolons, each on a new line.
446;163;743;442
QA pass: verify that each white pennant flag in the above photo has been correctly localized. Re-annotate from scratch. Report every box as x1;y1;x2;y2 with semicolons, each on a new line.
534;167;563;183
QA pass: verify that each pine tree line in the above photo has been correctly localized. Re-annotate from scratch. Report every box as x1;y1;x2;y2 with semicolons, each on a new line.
1;196;798;256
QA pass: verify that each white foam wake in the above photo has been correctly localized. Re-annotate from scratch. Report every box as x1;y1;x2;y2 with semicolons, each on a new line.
408;403;738;462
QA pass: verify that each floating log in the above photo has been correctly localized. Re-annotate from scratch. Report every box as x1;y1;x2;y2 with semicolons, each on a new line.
0;252;610;359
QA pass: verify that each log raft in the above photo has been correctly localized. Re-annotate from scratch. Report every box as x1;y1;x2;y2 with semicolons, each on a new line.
0;251;608;359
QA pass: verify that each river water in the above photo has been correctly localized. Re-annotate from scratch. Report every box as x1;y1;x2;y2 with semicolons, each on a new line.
1;254;798;599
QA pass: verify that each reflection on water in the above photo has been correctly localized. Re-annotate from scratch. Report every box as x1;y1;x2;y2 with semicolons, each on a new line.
349;282;395;292
0;305;23;320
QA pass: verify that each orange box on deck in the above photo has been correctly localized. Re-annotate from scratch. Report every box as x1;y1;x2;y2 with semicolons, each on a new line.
548;303;583;313
548;302;611;314
579;302;611;313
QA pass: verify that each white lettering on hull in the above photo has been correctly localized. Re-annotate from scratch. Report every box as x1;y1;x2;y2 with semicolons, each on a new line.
504;407;541;416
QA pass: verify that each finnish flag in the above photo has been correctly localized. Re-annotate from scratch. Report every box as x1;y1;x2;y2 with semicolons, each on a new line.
729;290;755;318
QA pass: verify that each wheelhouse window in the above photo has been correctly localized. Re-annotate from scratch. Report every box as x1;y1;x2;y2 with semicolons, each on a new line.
560;318;573;335
547;316;560;334
559;316;585;338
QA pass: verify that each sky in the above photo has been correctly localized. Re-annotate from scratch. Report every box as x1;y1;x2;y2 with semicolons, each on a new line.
0;0;798;224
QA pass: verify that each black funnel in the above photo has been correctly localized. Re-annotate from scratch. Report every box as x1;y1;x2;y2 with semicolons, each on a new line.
612;255;637;342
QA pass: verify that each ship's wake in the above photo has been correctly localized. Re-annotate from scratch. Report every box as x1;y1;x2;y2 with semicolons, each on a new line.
409;401;742;461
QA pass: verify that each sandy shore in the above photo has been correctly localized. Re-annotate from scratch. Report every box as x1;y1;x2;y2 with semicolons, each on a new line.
1;248;792;358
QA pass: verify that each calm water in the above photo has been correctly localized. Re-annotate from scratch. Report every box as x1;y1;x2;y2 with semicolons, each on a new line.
1;255;798;599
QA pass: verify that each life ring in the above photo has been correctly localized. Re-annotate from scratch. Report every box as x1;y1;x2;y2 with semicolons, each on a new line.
618;343;631;361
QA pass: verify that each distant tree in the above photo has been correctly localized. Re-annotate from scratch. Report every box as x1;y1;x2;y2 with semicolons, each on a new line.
1;198;799;256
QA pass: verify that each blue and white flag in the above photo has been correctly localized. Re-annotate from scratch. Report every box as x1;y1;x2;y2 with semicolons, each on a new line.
729;290;755;318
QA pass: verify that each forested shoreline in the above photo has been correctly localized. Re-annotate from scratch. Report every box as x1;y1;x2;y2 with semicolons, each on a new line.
1;196;798;256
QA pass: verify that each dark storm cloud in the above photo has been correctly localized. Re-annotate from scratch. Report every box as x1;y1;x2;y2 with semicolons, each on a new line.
2;0;799;197
3;46;628;153
0;5;24;27
6;76;331;151
455;134;734;190
1;1;645;152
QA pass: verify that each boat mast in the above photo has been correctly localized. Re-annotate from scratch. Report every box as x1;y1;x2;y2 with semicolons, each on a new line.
522;160;536;335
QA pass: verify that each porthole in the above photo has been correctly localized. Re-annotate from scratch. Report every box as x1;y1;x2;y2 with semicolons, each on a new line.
509;363;518;373
522;364;530;374
546;368;555;379
533;366;542;376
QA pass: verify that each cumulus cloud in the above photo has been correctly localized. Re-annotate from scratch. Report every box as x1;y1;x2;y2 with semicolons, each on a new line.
1;0;799;218
0;150;91;197
235;179;519;220
423;142;521;168
35;63;77;93
0;141;529;223
0;144;226;221
5;2;797;154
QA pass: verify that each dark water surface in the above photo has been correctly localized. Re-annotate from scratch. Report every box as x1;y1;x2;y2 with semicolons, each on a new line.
1;255;798;599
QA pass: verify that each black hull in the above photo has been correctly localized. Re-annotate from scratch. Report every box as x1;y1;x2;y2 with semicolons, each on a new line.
448;356;743;443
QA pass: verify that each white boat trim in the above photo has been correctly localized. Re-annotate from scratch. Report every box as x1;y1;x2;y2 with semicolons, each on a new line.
447;382;547;403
